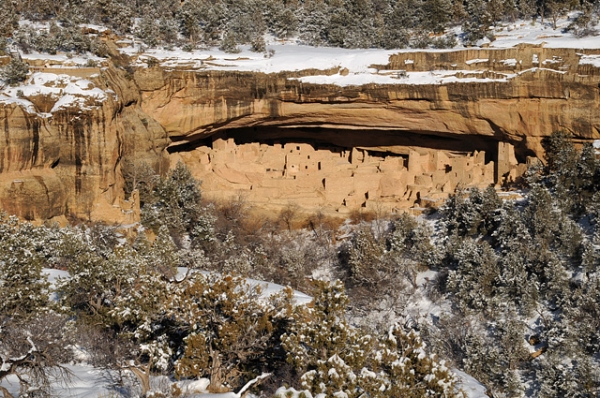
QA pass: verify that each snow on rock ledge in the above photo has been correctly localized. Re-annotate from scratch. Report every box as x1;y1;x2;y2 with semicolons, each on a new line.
0;72;108;115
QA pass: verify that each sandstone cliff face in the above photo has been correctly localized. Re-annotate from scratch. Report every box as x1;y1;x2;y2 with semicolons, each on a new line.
136;55;600;160
0;45;599;222
0;65;169;222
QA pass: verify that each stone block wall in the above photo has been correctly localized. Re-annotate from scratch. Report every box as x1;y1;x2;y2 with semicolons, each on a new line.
176;133;526;215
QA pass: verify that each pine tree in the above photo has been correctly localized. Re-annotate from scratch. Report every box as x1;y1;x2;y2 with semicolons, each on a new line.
422;0;452;33
446;239;500;312
220;30;241;53
171;273;292;391
298;0;328;46
1;56;30;86
0;215;50;317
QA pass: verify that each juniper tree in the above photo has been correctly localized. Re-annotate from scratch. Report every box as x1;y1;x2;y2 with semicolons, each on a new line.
282;281;459;397
0;215;50;318
171;273;293;391
446;239;500;313
422;0;452;33
1;56;29;86
141;161;202;235
282;280;371;374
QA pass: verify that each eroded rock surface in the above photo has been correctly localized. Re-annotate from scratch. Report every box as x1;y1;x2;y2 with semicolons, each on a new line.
1;44;599;222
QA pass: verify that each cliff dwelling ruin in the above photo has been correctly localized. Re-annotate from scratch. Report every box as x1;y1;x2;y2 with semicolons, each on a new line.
2;43;599;223
173;127;528;215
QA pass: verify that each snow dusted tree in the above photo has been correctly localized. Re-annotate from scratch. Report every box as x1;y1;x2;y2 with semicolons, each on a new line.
381;0;417;48
568;2;599;37
298;0;328;45
339;226;417;319
461;0;492;44
219;30;240;53
178;0;205;45
159;16;179;45
272;7;298;40
389;212;436;264
461;328;504;392
0;314;75;397
446;239;500;313
536;353;600;397
324;0;351;47
54;232;119;321
1;55;29;86
0;0;19;43
141;161;202;235
365;323;458;397
0;215;75;397
564;274;600;356
492;201;530;252
282;280;373;394
497;250;539;315
171;273;294;392
422;0;452;33
102;246;175;396
137;10;161;47
0;214;50;317
148;225;180;278
282;281;459;397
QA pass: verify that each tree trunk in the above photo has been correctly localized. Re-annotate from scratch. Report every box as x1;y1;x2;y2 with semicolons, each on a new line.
127;366;151;397
0;385;13;398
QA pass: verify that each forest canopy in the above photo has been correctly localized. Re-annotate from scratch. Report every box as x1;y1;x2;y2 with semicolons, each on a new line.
0;0;598;56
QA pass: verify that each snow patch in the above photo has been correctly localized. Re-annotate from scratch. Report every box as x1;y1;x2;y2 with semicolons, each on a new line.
0;72;107;114
579;54;600;67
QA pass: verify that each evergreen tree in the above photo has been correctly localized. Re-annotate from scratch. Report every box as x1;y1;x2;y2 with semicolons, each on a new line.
141;161;202;235
272;7;298;40
298;0;329;45
462;0;492;44
326;0;351;47
220;30;241;53
0;0;19;43
282;280;369;374
497;251;539;315
1;55;30;86
446;239;500;312
171;273;292;390
0;215;50;317
423;0;452;33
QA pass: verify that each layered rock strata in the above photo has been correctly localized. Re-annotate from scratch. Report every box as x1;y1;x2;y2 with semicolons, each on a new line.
0;44;599;222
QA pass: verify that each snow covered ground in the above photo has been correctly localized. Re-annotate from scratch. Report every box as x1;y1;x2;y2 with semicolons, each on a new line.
2;14;599;112
116;14;600;87
0;72;110;115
